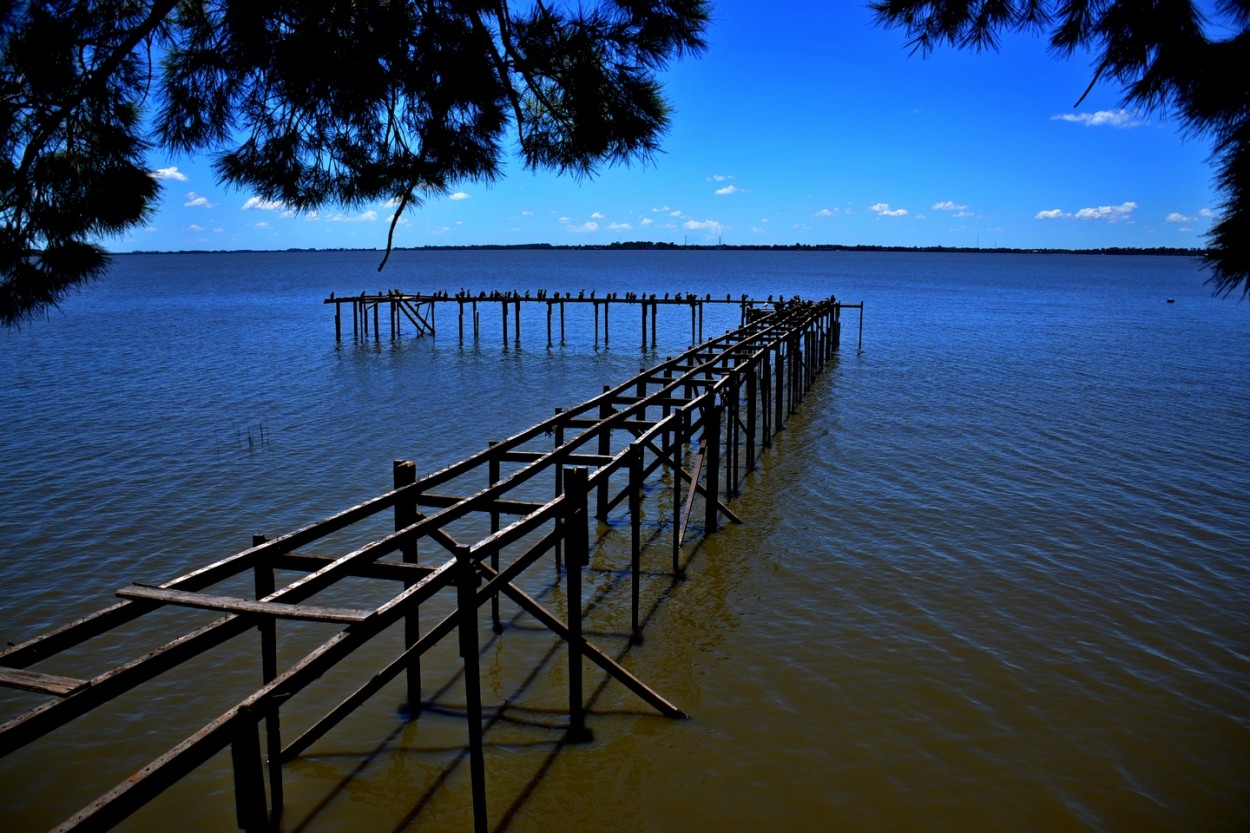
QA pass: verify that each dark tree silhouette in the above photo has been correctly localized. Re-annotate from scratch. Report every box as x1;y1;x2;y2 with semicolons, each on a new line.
0;0;709;325
871;0;1250;298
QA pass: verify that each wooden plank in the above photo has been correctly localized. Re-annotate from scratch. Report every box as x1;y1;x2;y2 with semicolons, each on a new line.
0;667;89;697
115;585;370;623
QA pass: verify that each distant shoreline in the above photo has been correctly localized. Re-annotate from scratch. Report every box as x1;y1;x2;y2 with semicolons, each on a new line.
113;242;1207;258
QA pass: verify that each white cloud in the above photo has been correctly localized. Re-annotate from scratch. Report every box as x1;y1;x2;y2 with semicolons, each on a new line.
640;217;654;226
684;219;724;235
1165;212;1195;223
242;196;285;211
151;166;188;182
188;224;206;232
814;208;837;217
521;210;535;217
591;211;605;219
184;192;215;208
252;221;269;229
954;211;975;218
558;216;572;224
449;191;471;201
608;222;632;231
325;210;379;223
568;221;600;233
1075;201;1137;222
708;174;733;182
669;210;683;217
932;200;968;211
1199;208;1216;218
715;185;743;196
1051;109;1145;128
1035;209;1070;220
869;202;908;217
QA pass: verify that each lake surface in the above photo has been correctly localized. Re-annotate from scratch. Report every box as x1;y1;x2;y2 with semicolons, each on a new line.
1;249;1247;832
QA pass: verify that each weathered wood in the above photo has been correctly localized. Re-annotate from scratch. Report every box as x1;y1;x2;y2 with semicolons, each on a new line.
479;562;686;718
0;667;87;697
394;460;421;714
251;531;283;824
115;585;371;623
563;467;591;743
455;543;490;833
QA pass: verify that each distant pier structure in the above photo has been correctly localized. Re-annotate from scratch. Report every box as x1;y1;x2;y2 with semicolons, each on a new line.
324;289;827;348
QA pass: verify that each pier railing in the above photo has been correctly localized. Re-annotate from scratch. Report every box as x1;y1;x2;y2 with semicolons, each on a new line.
1;295;850;833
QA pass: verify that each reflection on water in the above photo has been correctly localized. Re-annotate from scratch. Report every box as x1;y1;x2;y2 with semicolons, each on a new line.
1;251;1248;831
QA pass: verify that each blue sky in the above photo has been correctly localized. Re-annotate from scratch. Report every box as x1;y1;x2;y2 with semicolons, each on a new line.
122;2;1223;253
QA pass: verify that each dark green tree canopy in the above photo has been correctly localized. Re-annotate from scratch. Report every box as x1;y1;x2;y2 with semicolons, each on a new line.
871;0;1250;298
0;0;709;324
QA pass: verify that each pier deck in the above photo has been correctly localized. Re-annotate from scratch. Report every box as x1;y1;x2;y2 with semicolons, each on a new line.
2;295;849;832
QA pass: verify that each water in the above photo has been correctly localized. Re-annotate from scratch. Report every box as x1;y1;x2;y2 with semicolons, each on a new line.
1;250;1247;832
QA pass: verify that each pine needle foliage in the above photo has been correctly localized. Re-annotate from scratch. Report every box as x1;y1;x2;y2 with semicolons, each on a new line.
1;0;709;324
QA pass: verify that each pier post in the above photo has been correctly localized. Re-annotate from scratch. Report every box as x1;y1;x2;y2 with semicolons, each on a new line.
596;389;612;520
774;341;785;431
629;441;643;643
501;300;508;348
651;300;657;348
454;543;489;833
604;299;610;345
231;719;268;833
560;300;566;345
672;406;685;575
728;368;740;497
488;442;502;632
514;298;521;344
746;360;758;470
251;533;283;822
562;467;592;742
334;302;341;342
458;300;464;344
761;346;773;448
593;301;599;346
553;408;565;577
393;461;421;711
547;301;553;348
703;390;721;536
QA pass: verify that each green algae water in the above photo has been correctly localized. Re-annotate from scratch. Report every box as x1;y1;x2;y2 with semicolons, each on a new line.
1;250;1247;832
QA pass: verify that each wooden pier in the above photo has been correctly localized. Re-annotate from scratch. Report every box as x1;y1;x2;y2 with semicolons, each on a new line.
324;290;806;348
1;295;851;832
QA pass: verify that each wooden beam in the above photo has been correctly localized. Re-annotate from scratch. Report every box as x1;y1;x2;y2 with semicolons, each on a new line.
0;667;88;697
115;585;371;624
